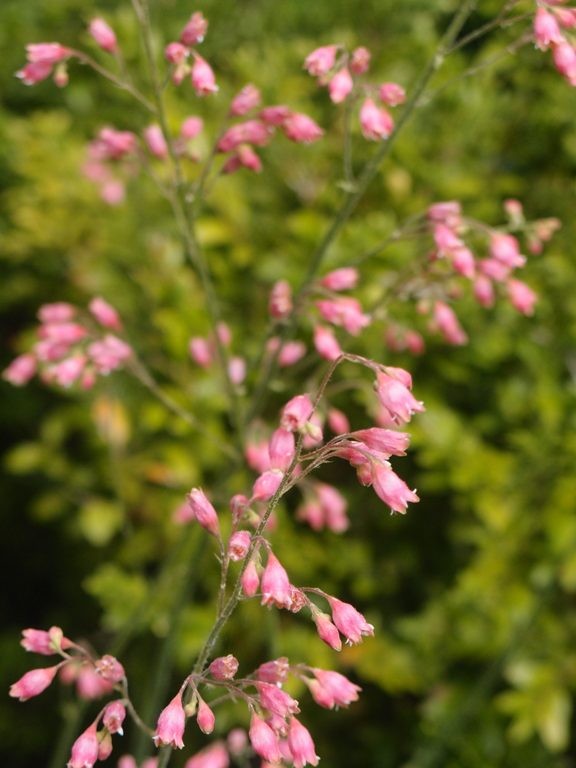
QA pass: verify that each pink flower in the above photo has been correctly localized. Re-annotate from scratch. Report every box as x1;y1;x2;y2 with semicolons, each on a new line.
67;722;99;768
534;7;564;50
38;302;75;323
3;354;37;386
320;267;359;291
165;42;188;64
329;67;353;103
9;664;61;701
428;200;462;227
304;45;338;77
241;557;260;597
252;468;284;502
311;609;342;651
230;84;261;116
180;12;209;46
278;340;306;367
327;407;350;435
375;370;425;425
316;297;370;335
249;713;281;763
260;105;292;126
268;428;296;471
189;337;213;367
228;530;251;561
269;280;292;319
94;127;137;159
144;125;168;159
181;116;204;140
283;113;324;143
371;462;419;514
280;394;314;432
75;664;114;700
185;742;230;768
287;717;320;768
256;657;290;684
94;654;125;683
327;596;374;644
350;46;371;74
313;325;342;361
257;682;300;717
552;41;576;80
191;54;218;95
473;275;495;308
197;696;216;734
507;278;537;315
218;120;271;152
87;335;132;374
21;626;69;655
17;60;54;85
350;427;410;456
309;668;361;709
186;488;220;537
451;246;475;278
88;19;118;53
26;43;71;64
103;700;126;734
153;692;186;749
261;552;293;609
228;356;246;385
379;81;406;106
209;654;239;680
360;98;394;140
432;301;468;346
89;297;122;331
489;233;525;269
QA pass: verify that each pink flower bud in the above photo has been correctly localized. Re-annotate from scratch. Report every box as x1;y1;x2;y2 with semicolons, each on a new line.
428;200;462;226
144;125;168;159
252;468;284;502
304;45;338;77
260;105;292;126
350;46;371;74
165;42;188;64
327;407;350;435
328;67;353;103
278;340;306;367
256;657;289;684
67;722;99;768
227;728;248;756
89;297;122;330
283;113;324;143
88;18;118;53
507;278;537;315
241;557;260;597
268;428;296;471
186;488;220;537
9;664;61;701
327;596;374;645
316;482;349;533
103;700;126;734
95;654;125;683
317;297;370;335
379;82;406;106
473;275;495;308
180;12;209;46
21;626;69;655
98;731;113;761
375;370;425;425
350;428;410;456
311;609;342;651
3;354;37;386
230;84;261;116
269;280;292;319
153;692;186;749
228;530;251;561
76;664;114;700
280;394;314;432
189;337;213;368
197;696;216;734
360;98;394;140
181;116;204;140
320;267;359;291
309;668;361;709
228;356;246;385
261;552;292;609
287;717;320;767
87;335;132;374
432;301;468;346
313;325;342;361
249;713;281;764
191;54;218;95
209;654;239;680
534;7;564;50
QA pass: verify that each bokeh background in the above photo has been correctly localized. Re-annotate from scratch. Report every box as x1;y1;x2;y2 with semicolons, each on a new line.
2;1;576;766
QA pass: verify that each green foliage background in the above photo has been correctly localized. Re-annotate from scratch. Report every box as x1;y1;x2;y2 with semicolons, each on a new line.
2;1;576;767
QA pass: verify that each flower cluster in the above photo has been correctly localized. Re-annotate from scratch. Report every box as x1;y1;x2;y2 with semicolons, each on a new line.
3;298;131;389
533;2;576;85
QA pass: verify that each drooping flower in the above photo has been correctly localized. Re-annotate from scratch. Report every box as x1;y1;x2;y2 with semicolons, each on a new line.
67;722;100;768
153;692;186;749
327;596;374;644
287;717;320;768
88;19;118;53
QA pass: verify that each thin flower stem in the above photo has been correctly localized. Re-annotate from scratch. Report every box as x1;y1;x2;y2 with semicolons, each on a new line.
132;0;243;439
246;0;479;424
73;51;155;112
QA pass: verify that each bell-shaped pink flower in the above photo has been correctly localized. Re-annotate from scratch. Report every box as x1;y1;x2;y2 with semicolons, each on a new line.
4;353;37;386
287;717;320;768
534;7;564;50
473;275;495;308
309;668;361;709
181;116;204;140
191;54;218;95
278;340;306;367
360;98;394;140
379;81;406;106
327;596;374;644
67;722;99;768
257;681;300;717
252;468;284;502
186;488;220;537
144;125;168;159
260;105;292;126
268;428;296;471
94;654;125;683
241;557;260;597
320;267;359;291
249;713;282;764
189;337;213;368
103;700;126;734
185;741;230;768
230;84;261;116
311;609;342;651
228;530;251;561
153;692;186;749
489;233;525;269
351;427;410;456
283;113;324;143
433;301;468;346
328;67;353;103
375;370;424;424
280;394;314;432
304;45;338;77
197;696;216;734
88;18;118;53
180;12;208;46
350;46;371;74
21;626;70;655
261;552;292;609
371;462;419;514
209;654;239;680
165;42;188;64
327;407;350;434
313;325;342;361
89;297;122;331
10;664;61;701
256;657;290;684
507;278;537;315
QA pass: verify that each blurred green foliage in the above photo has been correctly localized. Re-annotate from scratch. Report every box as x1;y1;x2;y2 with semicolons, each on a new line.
2;1;576;767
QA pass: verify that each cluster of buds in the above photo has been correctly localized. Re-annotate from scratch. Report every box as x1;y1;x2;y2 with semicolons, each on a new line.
533;2;576;85
188;322;246;385
3;298;132;389
304;43;405;140
164;12;217;94
9;627;127;768
16;18;118;87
